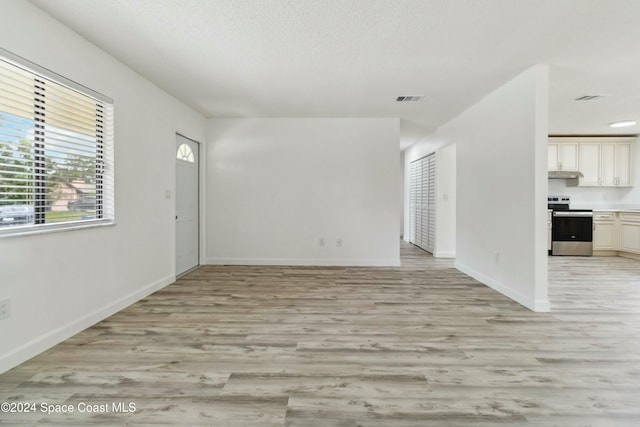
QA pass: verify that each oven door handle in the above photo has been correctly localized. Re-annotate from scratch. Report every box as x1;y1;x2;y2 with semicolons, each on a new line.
552;211;593;217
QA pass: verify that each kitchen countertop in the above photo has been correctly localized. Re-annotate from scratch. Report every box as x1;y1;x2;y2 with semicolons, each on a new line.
547;205;640;212
546;208;640;212
591;208;640;213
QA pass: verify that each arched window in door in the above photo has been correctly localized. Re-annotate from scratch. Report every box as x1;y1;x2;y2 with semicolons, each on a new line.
176;143;195;163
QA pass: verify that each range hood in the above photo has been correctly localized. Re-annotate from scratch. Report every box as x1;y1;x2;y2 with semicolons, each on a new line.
548;170;584;179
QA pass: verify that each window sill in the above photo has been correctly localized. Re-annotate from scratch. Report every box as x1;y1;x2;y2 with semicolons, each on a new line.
0;219;115;239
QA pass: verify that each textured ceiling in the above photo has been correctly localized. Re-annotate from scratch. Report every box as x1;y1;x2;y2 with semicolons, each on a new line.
30;0;640;148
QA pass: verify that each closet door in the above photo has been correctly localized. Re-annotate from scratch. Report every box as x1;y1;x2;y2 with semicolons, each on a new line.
415;160;423;248
409;161;417;243
409;154;437;253
420;158;429;251
426;154;436;253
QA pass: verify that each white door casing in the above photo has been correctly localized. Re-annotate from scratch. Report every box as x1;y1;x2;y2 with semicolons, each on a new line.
176;134;199;276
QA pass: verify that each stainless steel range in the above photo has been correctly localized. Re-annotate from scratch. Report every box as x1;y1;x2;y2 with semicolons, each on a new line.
548;196;593;256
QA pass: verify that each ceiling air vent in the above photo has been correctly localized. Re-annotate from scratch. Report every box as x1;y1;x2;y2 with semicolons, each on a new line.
574;94;607;101
396;95;424;102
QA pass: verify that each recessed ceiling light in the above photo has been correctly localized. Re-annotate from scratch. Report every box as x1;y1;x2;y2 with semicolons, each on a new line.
609;120;637;128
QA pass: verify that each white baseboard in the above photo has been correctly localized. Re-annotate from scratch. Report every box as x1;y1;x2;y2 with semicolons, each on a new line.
0;275;174;375
434;251;456;258
619;252;640;261
534;299;551;312
206;258;401;267
455;261;550;312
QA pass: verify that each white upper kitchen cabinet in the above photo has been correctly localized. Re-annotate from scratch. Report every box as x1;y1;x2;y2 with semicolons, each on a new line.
574;138;634;187
614;142;631;186
548;141;578;171
578;142;601;186
599;141;632;187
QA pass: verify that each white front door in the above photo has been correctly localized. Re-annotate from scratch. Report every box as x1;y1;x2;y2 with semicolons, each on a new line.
175;134;199;276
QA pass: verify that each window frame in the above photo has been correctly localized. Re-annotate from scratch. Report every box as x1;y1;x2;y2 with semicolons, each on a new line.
0;47;114;237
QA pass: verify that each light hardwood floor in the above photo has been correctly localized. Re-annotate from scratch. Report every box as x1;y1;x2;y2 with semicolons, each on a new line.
1;242;639;425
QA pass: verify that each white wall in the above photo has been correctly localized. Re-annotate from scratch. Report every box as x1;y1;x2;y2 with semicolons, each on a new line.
404;66;549;311
0;1;206;373
206;118;400;266
450;66;549;312
434;144;456;257
548;142;640;208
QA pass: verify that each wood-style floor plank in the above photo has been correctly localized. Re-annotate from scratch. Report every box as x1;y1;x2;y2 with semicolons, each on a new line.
1;241;639;425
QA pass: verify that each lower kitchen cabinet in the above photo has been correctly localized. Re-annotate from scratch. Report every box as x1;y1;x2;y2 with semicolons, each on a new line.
593;212;617;250
620;213;640;254
547;210;640;257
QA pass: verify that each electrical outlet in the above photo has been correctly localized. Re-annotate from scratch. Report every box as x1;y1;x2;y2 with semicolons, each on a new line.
0;299;10;320
336;238;343;247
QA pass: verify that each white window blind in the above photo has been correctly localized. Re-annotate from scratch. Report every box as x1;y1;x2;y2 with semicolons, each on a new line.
0;48;114;234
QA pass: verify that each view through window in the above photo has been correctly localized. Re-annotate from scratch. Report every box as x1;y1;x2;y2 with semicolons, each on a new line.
0;50;113;233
